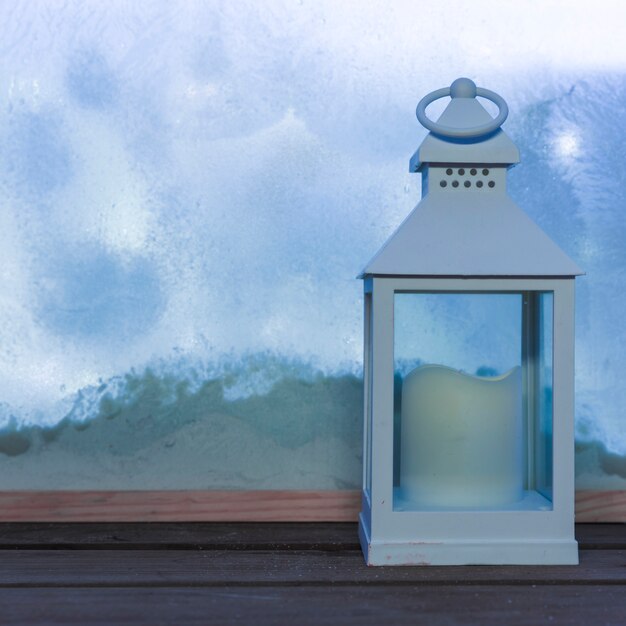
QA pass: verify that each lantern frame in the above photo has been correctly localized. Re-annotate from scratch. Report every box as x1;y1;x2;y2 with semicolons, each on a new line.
359;275;578;565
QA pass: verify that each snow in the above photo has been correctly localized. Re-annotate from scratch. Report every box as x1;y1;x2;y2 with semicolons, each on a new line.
0;0;624;488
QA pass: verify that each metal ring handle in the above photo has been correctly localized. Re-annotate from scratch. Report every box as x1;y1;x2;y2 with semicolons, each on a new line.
416;86;509;139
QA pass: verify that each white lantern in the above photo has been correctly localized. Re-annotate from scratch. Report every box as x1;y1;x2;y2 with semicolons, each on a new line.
358;78;582;566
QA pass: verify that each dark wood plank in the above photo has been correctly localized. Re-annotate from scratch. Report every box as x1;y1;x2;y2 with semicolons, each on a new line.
0;522;361;550
0;585;624;626
575;523;626;549
0;548;624;586
0;522;623;550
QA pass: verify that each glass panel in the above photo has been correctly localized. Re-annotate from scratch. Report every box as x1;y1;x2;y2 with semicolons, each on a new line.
364;293;373;496
393;291;553;512
534;293;554;501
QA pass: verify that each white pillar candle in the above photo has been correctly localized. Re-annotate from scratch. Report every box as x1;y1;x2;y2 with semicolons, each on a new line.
400;364;523;508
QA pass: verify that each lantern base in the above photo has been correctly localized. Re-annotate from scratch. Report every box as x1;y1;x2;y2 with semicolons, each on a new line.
358;513;579;566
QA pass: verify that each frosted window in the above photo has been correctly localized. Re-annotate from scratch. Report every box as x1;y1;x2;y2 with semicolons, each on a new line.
0;2;623;491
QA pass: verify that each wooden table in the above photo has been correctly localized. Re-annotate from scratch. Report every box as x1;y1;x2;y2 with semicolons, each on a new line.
0;523;624;625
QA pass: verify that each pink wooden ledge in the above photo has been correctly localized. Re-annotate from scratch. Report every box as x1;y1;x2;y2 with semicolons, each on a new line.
0;489;623;522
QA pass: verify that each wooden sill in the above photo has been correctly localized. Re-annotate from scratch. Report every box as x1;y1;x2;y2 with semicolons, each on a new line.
0;489;623;522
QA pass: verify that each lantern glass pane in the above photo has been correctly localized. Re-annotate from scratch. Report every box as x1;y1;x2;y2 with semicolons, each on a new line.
392;291;553;512
533;292;553;502
364;292;373;496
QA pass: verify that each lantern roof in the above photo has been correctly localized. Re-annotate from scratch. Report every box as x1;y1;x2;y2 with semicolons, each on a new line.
360;79;583;278
360;192;583;277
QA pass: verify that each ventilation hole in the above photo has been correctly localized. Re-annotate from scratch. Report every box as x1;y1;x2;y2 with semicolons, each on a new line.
476;180;483;188
452;180;459;188
482;168;489;176
470;168;477;176
458;168;465;175
464;180;471;188
440;180;447;188
446;168;453;175
488;181;495;188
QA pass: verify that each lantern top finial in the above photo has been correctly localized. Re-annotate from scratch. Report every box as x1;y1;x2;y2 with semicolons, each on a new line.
415;79;509;140
449;77;477;98
410;78;518;172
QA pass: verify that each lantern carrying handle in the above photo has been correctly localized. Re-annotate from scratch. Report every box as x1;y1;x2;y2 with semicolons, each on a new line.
416;78;509;139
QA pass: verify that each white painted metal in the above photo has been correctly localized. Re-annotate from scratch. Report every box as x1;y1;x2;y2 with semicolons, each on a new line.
360;80;580;565
361;186;583;278
410;79;519;172
359;278;578;566
415;77;510;139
